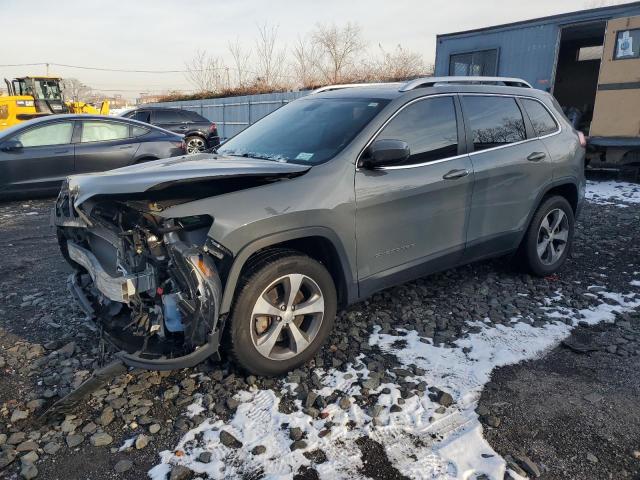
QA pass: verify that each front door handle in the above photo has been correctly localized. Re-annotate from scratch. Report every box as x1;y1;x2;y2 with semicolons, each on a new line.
53;149;69;154
443;168;470;180
119;145;133;150
527;152;546;162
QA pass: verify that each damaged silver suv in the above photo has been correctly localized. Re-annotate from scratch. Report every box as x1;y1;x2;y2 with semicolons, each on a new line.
53;77;585;376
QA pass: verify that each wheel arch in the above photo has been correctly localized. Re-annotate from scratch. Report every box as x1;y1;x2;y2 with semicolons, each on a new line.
185;131;208;142
219;227;356;315
517;178;580;247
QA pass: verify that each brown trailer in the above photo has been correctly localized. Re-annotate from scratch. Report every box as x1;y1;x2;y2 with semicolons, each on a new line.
588;15;640;169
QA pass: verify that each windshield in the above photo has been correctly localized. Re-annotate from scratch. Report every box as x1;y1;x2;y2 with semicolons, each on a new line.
218;97;389;164
34;79;62;100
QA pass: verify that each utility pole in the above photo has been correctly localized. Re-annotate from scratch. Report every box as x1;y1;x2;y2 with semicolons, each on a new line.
46;63;50;76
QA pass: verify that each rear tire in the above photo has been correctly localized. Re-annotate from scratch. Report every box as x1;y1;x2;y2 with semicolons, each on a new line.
521;195;574;277
228;253;337;376
185;135;207;154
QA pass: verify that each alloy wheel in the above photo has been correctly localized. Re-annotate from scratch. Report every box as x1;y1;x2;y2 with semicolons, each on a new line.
250;274;325;361
537;208;569;265
186;137;206;154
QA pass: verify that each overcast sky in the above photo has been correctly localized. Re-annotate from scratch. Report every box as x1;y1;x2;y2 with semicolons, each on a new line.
0;0;623;100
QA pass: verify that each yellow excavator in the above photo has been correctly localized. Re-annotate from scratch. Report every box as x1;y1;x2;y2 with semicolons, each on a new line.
0;76;109;131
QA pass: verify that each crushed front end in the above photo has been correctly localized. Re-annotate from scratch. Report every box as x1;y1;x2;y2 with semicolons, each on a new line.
52;185;228;370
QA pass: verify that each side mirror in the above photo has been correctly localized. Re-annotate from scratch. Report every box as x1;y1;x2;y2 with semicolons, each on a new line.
1;140;23;152
360;139;410;169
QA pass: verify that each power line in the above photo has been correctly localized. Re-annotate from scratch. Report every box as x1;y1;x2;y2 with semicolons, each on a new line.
0;61;298;79
0;62;187;73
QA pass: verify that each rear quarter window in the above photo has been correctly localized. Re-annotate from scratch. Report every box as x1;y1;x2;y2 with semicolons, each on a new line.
182;110;208;122
132;125;150;137
521;99;559;137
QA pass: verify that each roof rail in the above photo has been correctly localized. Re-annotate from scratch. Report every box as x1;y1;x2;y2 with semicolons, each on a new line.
399;76;533;91
310;82;399;94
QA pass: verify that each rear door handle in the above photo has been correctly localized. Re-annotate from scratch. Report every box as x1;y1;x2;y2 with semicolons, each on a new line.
443;169;470;180
527;152;547;162
53;149;69;154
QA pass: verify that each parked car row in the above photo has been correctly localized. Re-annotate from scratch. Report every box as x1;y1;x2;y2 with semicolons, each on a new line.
0;114;186;197
0;106;221;198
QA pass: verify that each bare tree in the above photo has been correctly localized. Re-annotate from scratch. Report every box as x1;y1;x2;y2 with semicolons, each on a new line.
184;50;226;93
584;0;625;6
312;22;365;83
291;34;322;89
228;39;252;88
375;44;430;81
254;23;287;87
61;78;92;102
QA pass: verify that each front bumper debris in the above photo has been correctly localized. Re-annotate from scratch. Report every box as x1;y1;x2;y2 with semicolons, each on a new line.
67;241;155;303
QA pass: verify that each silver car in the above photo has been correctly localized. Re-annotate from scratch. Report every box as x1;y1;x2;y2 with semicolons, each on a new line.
53;77;586;375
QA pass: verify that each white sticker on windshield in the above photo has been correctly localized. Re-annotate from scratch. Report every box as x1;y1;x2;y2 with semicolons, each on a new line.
368;102;379;107
295;152;314;161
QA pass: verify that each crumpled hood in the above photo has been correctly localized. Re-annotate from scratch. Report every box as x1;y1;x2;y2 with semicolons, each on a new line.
67;153;311;206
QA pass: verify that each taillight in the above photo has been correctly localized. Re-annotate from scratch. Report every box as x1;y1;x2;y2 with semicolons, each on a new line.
577;131;587;148
209;123;217;133
180;141;186;152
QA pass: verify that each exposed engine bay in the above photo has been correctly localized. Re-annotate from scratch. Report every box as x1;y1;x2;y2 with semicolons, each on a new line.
53;188;229;370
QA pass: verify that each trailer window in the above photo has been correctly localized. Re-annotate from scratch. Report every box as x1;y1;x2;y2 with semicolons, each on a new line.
577;45;603;61
614;29;640;59
520;99;559;137
449;49;498;76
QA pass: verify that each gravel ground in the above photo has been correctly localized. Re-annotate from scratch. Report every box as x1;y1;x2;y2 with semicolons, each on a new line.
0;177;639;480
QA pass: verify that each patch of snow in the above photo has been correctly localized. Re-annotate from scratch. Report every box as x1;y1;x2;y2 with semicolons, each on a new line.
586;180;640;207
119;437;136;452
150;289;640;480
186;396;206;418
631;280;640;287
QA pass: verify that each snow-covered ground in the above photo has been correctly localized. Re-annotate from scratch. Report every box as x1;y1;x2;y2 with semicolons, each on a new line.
148;180;640;480
585;180;640;207
149;290;639;480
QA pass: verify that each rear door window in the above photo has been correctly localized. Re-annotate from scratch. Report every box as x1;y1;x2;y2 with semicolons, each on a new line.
153;110;184;123
375;96;459;165
461;96;526;151
520;99;559;137
81;121;130;143
15;122;74;147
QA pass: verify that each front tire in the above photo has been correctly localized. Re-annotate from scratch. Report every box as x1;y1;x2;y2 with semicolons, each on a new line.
228;253;337;376
521;195;575;277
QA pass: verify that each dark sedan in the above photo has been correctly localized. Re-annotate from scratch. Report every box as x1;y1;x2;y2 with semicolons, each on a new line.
0;114;185;197
121;107;220;154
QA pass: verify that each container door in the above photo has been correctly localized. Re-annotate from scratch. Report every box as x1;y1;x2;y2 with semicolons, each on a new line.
590;15;640;138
